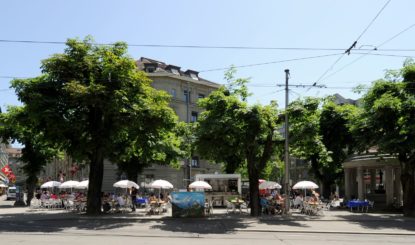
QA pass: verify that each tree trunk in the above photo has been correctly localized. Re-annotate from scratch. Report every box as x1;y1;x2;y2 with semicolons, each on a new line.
25;175;37;206
401;162;415;216
322;180;333;200
248;160;260;216
126;168;139;184
86;147;104;215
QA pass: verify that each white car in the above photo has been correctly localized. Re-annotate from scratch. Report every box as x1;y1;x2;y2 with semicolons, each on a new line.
6;186;16;200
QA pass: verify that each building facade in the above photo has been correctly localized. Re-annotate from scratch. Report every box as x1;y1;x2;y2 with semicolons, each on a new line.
102;58;222;192
343;153;402;208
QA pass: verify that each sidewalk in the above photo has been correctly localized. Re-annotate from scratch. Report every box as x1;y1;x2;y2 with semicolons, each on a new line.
1;197;414;236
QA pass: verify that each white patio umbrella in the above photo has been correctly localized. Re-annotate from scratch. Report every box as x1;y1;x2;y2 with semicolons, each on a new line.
292;181;319;190
59;180;80;189
150;179;173;199
113;180;139;189
0;183;7;188
76;180;89;189
150;179;173;189
189;180;212;190
40;181;61;189
259;181;282;190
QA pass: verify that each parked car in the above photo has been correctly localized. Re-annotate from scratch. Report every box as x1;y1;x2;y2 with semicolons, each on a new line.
6;186;16;200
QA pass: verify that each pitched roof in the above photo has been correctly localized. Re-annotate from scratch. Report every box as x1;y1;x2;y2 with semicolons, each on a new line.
136;57;221;88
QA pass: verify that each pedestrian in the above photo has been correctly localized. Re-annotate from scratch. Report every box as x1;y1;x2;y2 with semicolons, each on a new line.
131;187;137;211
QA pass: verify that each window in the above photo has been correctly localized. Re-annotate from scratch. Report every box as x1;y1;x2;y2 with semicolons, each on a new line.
198;93;205;99
190;73;198;80
145;174;154;183
145;66;156;73
191;156;199;168
171;68;180;75
184;90;191;103
171;88;176;98
191;111;198;122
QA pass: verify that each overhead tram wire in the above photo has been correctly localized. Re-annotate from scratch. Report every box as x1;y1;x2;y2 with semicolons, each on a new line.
355;0;392;42
198;53;343;73
0;39;413;52
320;23;415;83
309;0;392;92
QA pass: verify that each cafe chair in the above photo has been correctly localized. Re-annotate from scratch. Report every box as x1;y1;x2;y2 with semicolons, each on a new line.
366;200;375;212
225;200;234;213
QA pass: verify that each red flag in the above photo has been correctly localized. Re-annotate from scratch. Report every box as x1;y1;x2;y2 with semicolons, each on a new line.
1;164;12;176
8;173;16;183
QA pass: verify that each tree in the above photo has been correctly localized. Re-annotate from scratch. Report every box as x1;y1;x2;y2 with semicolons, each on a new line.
11;37;176;214
0;106;59;206
195;67;248;174
288;97;357;198
112;121;185;183
288;98;331;189
319;99;357;197
351;61;415;216
196;69;282;216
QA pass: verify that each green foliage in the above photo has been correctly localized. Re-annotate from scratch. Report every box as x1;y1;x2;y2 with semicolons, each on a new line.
288;97;331;166
262;159;283;181
352;61;415;216
0;106;60;205
196;69;282;216
288;96;357;197
10;37;178;214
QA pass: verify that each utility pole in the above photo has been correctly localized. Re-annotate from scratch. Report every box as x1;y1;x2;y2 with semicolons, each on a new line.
284;69;291;214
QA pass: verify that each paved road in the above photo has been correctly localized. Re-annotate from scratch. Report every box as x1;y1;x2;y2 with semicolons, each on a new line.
1;195;415;244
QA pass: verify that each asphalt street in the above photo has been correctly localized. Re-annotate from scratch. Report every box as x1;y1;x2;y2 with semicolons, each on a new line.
1;195;415;244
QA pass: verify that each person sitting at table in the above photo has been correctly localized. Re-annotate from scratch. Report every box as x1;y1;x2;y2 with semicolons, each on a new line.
274;193;284;202
312;190;320;200
115;195;125;211
35;190;41;200
149;193;158;204
260;197;270;214
40;191;49;200
309;192;319;204
294;194;304;209
102;194;111;213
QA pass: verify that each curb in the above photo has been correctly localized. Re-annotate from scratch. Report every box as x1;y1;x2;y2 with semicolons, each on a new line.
236;229;415;236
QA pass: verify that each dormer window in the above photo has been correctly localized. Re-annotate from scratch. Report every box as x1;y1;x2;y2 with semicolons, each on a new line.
171;68;180;75
144;63;157;73
190;73;198;80
184;70;199;80
165;65;181;75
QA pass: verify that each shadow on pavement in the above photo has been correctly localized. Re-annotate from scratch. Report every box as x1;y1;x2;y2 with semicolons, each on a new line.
337;213;415;232
0;210;310;234
0;211;136;232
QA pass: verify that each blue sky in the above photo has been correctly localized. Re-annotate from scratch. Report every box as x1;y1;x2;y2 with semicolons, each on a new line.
1;0;414;111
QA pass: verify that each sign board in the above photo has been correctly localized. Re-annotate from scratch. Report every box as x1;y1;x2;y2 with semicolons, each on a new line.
171;192;205;218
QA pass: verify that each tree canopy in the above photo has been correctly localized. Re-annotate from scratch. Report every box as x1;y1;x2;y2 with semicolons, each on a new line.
11;37;177;214
196;69;282;216
287;97;357;198
351;60;415;216
0;106;60;205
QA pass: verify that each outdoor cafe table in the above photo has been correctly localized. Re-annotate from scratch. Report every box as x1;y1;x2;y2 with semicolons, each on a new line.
135;198;148;208
230;199;246;213
347;200;369;212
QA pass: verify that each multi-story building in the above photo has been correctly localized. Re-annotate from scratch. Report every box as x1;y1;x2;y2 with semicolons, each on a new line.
102;58;222;192
7;58;222;192
0;143;9;186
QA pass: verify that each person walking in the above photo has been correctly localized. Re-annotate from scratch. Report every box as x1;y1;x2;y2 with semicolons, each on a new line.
131;187;138;211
